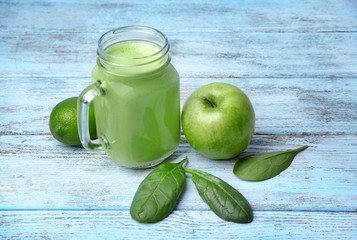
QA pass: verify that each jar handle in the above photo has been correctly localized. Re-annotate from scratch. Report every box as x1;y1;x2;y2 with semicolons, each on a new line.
77;81;104;151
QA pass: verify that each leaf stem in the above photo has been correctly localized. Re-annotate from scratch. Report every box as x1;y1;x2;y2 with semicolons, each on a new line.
183;168;195;175
178;157;189;168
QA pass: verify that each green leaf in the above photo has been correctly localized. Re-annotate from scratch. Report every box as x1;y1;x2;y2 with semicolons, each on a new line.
130;158;188;223
233;145;309;181
185;168;253;223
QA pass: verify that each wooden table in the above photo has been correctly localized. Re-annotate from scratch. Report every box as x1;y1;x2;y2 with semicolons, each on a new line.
1;0;356;239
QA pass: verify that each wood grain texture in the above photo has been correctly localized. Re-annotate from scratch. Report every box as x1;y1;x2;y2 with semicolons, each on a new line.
0;134;356;212
1;0;356;33
0;77;356;135
1;210;356;240
1;31;356;78
1;0;357;239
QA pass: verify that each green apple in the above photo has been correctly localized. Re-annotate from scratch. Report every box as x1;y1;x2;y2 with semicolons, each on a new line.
181;82;255;159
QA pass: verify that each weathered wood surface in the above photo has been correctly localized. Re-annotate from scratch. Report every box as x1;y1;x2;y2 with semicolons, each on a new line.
1;211;356;240
1;77;356;135
1;1;357;78
1;32;357;78
0;134;356;212
1;0;357;239
1;0;356;33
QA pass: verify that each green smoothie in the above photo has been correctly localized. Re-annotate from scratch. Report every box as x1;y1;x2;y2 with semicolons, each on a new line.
91;42;180;168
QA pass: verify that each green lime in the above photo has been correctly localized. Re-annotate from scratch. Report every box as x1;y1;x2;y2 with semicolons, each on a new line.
49;97;96;146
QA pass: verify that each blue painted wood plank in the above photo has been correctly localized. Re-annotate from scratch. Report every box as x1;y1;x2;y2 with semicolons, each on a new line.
0;134;356;212
0;0;356;238
1;0;356;33
1;31;356;78
1;210;356;239
0;77;355;135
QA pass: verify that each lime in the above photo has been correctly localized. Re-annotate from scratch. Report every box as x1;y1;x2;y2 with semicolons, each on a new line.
49;97;96;146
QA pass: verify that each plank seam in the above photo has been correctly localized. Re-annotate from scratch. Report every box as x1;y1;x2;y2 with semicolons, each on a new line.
0;209;355;213
1;75;357;79
0;132;354;136
1;30;357;34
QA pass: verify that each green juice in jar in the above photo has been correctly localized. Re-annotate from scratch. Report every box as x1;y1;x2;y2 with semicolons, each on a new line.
91;41;180;168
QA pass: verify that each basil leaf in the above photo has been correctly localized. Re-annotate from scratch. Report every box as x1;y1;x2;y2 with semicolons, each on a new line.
233;145;309;181
130;158;187;223
185;168;253;223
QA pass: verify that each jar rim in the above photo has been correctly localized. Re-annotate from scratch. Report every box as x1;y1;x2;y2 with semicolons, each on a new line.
97;26;170;61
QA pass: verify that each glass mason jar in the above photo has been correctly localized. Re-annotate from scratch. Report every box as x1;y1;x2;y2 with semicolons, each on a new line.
78;26;180;168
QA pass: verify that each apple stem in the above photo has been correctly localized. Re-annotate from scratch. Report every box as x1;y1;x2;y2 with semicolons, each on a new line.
202;97;217;108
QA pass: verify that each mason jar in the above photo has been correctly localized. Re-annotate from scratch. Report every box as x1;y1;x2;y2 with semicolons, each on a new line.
78;26;180;168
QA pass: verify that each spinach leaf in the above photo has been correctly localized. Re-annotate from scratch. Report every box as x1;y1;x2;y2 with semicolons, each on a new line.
185;168;253;223
130;158;187;223
233;145;309;181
